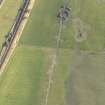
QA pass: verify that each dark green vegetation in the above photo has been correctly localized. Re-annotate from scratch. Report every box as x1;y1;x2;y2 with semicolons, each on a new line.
0;0;105;105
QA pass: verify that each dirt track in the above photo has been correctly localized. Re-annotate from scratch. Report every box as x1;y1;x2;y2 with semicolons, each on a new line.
44;20;63;105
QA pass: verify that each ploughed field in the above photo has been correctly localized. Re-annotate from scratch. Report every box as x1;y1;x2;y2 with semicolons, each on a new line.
0;0;105;105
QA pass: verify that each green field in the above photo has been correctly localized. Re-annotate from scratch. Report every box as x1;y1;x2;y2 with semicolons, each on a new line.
0;0;22;48
0;0;105;105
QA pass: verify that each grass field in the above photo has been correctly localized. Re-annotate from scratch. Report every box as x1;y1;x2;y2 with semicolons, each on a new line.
0;0;22;48
0;0;105;105
19;0;105;51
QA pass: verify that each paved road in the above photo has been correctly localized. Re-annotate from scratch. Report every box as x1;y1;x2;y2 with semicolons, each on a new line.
0;0;5;8
44;1;71;105
0;0;33;71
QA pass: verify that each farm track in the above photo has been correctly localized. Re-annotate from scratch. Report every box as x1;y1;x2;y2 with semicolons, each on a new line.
44;1;71;104
44;20;63;105
0;0;35;75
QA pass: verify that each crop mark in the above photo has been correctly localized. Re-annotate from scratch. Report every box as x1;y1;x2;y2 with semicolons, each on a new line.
73;18;90;43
